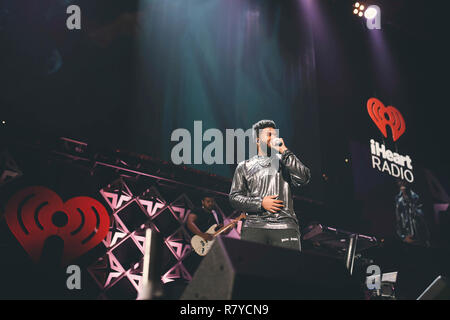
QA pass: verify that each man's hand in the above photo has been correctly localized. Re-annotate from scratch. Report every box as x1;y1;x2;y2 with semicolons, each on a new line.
262;195;284;213
270;138;288;154
201;233;214;241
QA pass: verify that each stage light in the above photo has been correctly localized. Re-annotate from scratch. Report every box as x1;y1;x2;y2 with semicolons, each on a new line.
1;120;5;125
365;5;381;29
364;7;378;20
353;3;382;28
353;2;366;18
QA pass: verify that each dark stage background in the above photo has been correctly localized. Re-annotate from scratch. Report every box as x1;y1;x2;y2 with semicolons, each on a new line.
1;0;449;299
0;0;321;183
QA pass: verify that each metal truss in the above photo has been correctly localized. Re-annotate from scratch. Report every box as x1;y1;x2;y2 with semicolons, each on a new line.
88;176;238;299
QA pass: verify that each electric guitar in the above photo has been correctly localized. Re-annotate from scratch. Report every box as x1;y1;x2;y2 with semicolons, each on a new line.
191;213;246;256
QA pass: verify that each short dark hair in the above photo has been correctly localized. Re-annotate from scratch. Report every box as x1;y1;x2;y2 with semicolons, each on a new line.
202;193;216;201
252;120;276;142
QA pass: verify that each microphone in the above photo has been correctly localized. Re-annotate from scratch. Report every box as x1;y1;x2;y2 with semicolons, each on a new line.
272;138;283;147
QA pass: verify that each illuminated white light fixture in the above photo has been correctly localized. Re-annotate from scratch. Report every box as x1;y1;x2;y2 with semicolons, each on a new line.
353;3;382;30
364;7;378;20
366;5;381;30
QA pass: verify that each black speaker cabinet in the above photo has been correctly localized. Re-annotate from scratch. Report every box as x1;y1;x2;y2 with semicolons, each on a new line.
181;237;363;300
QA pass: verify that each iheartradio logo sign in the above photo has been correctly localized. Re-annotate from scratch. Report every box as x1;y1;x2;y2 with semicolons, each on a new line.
370;140;414;183
5;186;110;265
367;97;406;142
366;98;414;182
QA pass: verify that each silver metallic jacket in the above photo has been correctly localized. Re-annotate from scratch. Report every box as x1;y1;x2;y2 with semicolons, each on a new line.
229;150;311;230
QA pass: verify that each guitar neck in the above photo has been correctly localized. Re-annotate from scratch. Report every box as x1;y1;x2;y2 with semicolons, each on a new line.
214;224;233;237
213;214;245;237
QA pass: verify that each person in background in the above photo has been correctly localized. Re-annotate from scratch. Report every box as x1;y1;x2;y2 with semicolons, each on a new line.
395;179;431;247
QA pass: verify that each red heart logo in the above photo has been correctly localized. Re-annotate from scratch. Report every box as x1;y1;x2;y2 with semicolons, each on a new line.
5;186;110;265
367;97;406;142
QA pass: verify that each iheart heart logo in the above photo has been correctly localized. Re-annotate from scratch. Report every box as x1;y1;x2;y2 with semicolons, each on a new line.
367;98;406;142
5;186;110;265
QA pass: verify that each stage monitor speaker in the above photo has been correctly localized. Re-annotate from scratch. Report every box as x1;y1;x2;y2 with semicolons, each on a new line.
417;276;450;300
181;236;363;300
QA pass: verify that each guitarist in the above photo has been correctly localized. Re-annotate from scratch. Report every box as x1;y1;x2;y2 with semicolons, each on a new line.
187;194;232;250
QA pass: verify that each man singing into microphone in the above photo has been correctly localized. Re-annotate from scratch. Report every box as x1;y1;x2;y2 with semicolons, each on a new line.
229;120;311;251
